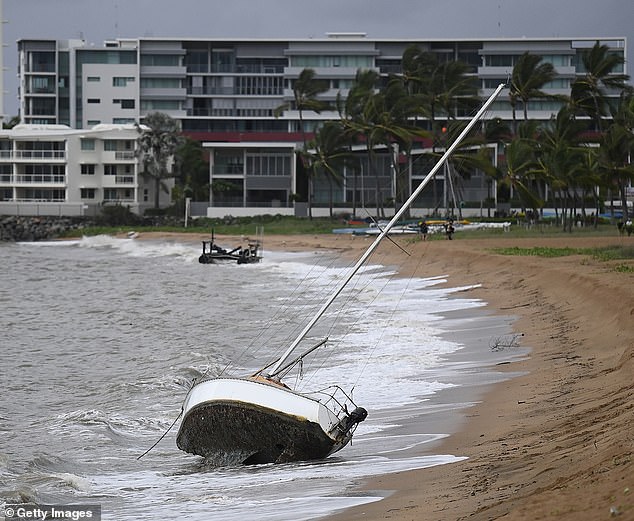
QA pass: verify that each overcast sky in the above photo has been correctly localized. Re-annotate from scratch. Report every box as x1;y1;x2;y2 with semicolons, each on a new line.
3;0;632;117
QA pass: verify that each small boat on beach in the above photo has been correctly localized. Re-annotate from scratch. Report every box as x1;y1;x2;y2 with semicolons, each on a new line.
177;83;506;465
198;228;262;265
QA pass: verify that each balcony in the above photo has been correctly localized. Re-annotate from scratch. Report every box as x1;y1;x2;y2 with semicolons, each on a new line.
115;175;135;184
140;65;187;77
213;165;244;176
115;151;136;160
103;197;136;204
12;150;66;161
15;174;66;185
101;151;136;162
140;87;187;98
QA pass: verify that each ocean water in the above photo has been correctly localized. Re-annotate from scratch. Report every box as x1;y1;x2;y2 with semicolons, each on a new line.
0;236;523;520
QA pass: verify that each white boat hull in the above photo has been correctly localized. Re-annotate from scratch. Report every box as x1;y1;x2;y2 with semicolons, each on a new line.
176;377;365;464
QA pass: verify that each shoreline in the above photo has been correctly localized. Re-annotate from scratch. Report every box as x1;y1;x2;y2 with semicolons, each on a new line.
136;231;633;520
320;233;633;521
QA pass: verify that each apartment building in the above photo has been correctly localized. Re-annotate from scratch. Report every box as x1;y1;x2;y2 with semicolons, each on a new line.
0;123;171;216
15;34;627;217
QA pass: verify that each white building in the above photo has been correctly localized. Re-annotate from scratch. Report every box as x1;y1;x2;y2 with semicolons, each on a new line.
14;34;629;217
0;123;172;216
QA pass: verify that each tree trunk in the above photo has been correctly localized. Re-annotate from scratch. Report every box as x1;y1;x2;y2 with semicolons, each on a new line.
619;179;630;222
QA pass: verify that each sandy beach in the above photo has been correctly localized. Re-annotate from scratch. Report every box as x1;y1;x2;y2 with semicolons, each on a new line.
139;230;633;520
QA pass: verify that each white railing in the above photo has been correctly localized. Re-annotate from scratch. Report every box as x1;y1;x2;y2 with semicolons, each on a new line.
12;150;66;160
15;174;66;184
115;151;136;160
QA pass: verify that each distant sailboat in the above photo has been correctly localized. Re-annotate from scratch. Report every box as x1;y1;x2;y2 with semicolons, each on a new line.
176;83;506;464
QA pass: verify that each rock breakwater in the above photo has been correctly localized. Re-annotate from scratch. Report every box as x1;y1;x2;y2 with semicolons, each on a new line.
0;216;88;242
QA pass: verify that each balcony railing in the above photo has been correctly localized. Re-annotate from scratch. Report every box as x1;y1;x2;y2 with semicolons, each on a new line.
15;197;66;202
115;175;135;184
212;165;244;175
103;197;136;203
12;150;66;160
115;151;136;160
15;174;66;184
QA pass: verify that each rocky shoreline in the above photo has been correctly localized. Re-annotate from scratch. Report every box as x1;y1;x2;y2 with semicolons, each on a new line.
0;216;90;242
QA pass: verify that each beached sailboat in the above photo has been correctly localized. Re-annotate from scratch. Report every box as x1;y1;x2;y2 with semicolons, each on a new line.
176;83;506;464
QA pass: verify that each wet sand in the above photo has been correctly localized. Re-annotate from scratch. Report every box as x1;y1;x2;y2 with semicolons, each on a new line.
136;230;633;520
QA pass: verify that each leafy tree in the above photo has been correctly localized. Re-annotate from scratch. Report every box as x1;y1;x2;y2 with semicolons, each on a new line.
2;115;20;129
136;112;183;209
174;137;209;201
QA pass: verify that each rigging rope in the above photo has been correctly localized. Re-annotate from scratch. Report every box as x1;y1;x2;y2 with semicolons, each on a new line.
137;407;183;460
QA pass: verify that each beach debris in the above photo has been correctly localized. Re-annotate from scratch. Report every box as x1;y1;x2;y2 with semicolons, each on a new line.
490;333;524;351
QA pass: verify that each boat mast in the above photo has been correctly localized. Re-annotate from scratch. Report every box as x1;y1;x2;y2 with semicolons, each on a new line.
267;83;506;378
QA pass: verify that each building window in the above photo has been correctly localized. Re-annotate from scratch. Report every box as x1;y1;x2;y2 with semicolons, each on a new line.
113;76;135;86
140;54;181;66
113;118;135;124
485;55;517;67
87;76;101;82
87;98;101;104
81;138;96;151
81;188;96;199
113;99;135;109
246;153;292;176
31;76;54;93
87;120;101;127
140;77;181;89
143;188;149;202
290;55;373;68
31;98;55;115
104;164;117;175
140;100;181;111
104;140;118;151
81;164;95;175
103;188;117;200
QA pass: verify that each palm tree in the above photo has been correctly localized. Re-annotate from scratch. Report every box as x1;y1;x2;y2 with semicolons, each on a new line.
136;112;183;209
339;72;428;217
275;68;330;145
337;69;383;216
509;52;557;131
597;92;634;223
402;49;479;213
497;122;541;216
306;121;352;217
275;68;331;218
570;41;630;132
536;108;588;231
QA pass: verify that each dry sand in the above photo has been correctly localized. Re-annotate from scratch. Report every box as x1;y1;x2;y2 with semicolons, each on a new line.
139;230;633;520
